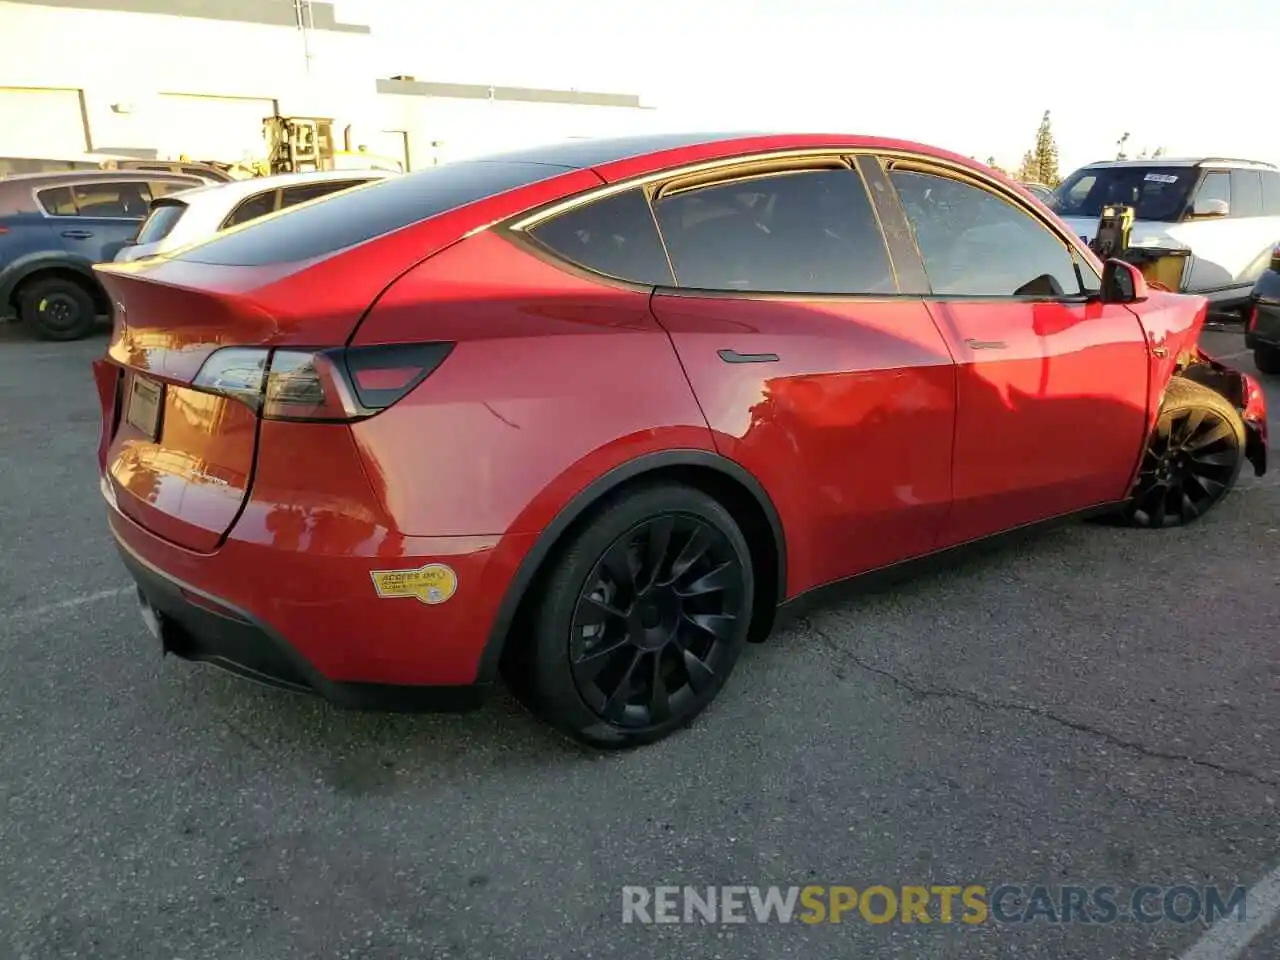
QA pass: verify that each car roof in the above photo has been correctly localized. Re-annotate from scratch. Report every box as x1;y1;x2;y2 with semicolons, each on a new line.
157;169;394;208
447;132;766;171
0;168;207;185
1079;157;1278;170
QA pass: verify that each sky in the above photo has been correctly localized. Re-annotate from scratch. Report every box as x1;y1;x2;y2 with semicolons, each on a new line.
342;0;1279;176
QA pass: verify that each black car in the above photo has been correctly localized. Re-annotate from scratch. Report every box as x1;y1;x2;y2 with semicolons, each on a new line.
0;169;205;340
1246;245;1280;375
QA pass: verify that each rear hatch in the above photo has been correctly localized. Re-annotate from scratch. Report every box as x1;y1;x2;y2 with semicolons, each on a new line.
93;156;590;552
117;198;188;262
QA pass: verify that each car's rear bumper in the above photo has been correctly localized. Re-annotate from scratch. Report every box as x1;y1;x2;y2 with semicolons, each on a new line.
106;478;537;712
115;532;488;711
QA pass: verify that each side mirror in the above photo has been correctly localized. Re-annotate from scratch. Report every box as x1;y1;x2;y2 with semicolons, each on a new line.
1192;197;1230;218
1100;258;1150;304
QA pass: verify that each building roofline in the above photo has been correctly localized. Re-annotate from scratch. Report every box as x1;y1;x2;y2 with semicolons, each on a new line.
376;78;644;109
1;0;371;33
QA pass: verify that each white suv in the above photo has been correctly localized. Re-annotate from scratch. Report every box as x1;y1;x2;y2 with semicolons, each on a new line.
114;169;394;263
1050;157;1280;308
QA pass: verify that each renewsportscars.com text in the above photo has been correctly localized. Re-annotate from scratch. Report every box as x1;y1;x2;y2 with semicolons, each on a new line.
621;884;1248;925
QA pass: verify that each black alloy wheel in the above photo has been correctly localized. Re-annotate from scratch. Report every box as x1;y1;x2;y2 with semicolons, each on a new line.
514;483;755;748
570;514;745;729
1124;378;1245;528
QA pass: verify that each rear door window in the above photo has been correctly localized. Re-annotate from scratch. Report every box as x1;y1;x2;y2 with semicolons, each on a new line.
891;170;1084;297
150;179;197;199
39;180;153;218
1230;170;1264;218
527;187;673;285
651;168;895;294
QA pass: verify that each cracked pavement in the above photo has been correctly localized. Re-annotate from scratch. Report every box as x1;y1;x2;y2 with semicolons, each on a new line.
0;324;1276;959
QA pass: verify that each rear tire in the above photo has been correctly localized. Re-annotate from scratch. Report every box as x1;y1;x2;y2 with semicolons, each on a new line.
1115;378;1246;528
18;276;97;341
1255;344;1280;376
512;482;754;749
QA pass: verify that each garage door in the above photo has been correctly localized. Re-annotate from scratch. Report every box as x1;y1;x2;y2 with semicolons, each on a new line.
0;87;88;156
155;94;276;164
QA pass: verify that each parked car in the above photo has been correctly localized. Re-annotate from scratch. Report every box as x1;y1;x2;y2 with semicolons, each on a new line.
99;158;238;184
0;169;206;339
1245;244;1280;374
114;169;395;264
92;132;1269;748
1049;157;1280;309
1021;181;1054;203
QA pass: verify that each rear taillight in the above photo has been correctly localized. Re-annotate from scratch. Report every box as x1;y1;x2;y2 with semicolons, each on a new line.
192;343;453;422
1248;305;1259;332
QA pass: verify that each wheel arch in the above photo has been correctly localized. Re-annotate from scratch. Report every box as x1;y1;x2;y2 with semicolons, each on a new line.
479;449;788;685
3;256;107;316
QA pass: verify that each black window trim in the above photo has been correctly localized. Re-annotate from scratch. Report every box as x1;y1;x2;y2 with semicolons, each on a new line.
33;175;203;221
503;145;1106;303
876;154;1102;303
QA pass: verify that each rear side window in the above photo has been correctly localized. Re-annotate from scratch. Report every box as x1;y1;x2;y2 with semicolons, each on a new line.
1230;170;1264;218
1262;171;1280;215
134;202;187;244
279;180;364;209
38;180;153;218
892;170;1081;297
527;188;673;285
178;161;567;266
223;190;278;228
652;168;894;294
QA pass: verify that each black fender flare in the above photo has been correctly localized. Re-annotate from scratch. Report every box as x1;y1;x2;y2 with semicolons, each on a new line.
475;448;788;685
0;253;100;311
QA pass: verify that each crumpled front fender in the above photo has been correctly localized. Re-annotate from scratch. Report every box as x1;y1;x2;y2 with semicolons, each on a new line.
1179;347;1268;477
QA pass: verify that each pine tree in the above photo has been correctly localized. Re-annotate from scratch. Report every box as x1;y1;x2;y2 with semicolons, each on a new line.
1032;110;1061;186
1152;146;1166;158
1016;150;1037;183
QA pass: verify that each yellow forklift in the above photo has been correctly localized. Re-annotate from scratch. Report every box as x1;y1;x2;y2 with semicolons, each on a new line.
1087;203;1191;293
263;115;404;175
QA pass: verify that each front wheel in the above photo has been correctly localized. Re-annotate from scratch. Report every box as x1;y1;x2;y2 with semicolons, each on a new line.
1255;344;1280;376
515;483;755;748
1117;378;1246;528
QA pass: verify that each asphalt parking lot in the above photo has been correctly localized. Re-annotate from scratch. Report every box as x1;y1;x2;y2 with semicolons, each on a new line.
1;321;1277;960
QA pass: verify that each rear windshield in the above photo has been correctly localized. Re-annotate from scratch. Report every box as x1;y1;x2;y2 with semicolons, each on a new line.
175;161;570;266
1049;165;1196;222
134;201;187;244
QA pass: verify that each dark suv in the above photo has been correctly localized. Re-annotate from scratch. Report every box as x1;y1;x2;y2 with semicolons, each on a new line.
1246;246;1280;375
0;170;204;340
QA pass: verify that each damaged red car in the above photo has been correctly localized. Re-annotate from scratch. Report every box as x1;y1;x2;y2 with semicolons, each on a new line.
92;132;1269;748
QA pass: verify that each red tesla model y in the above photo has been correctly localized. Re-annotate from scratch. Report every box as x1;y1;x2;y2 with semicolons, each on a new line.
92;132;1269;747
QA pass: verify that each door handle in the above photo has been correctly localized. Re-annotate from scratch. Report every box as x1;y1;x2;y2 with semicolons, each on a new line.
965;339;1007;350
718;349;779;364
61;230;94;239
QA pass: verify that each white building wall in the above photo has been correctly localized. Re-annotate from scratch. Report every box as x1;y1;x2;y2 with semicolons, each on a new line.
0;0;378;161
0;1;657;168
376;93;661;168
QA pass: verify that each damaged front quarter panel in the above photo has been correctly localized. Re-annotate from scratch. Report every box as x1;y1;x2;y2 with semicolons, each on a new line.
1177;346;1269;477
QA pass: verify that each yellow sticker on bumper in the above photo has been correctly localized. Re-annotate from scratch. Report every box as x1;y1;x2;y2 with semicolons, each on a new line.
369;563;458;605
